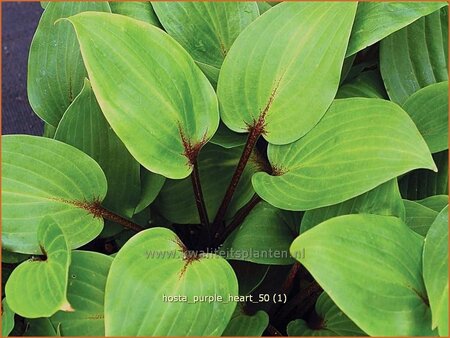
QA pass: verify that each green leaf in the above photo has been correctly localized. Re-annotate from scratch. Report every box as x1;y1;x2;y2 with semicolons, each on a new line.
5;217;71;318
257;2;272;15
399;150;448;200
27;2;111;127
402;81;449;153
229;261;269;296
2;135;106;254
336;70;387;99
134;168;165;215
290;214;433;336
2;299;15;337
155;144;258;224
380;6;448;105
210;122;247;149
253;98;436;211
287;292;366;336
217;2;357;145
109;1;161;26
2;250;29;264
222;308;269;336
55;79;140;218
347;2;446;56
65;12;219;179
404;199;439;236
423;206;449;335
104;227;238;336
301;179;405;233
417;195;449;212
49;251;113;336
221;202;298;265
43;123;57;138
24;318;58;336
152;2;259;85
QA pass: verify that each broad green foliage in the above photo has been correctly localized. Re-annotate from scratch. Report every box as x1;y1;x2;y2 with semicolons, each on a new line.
347;2;446;56
2;299;15;337
109;1;160;26
210;123;247;149
301;179;405;233
2;135;106;254
381;6;448;105
287;292;366;336
223;308;269;336
218;2;357;145
404;199;439;236
65;12;219;179
28;2;111;127
134;168;165;215
222;202;298;265
55;79;140;218
403;81;449;153
104;227;238;336
252;98;436;211
156;144;258;224
6;218;71;318
153;2;259;85
336;70;387;99
423;206;449;336
418;195;449;212
291;214;433;336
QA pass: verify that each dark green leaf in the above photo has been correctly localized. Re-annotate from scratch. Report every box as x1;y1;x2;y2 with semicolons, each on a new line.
109;1;161;26
336;70;387;99
404;199;439;236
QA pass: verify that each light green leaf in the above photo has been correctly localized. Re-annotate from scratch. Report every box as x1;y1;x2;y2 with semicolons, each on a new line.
153;2;259;85
423;206;449;335
109;1;161;26
134;168;165;215
55;79;140;218
2;135;106;254
6;217;71;318
65;12;219;179
347;2;446;56
155;144;258;224
229;260;269;296
336;70;387;99
218;2;357;145
210;122;247;149
28;2;111;127
253;98;436;211
301;179;405;233
403;81;449;153
2;299;15;337
380;6;448;105
104;227;238;336
222;308;269;336
290;214;433;336
404;199;439;236
417;195;449;212
49;251;113;336
287;292;366;336
221;202;298;265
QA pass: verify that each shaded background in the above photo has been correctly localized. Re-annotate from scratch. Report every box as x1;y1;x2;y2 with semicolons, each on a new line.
2;2;43;135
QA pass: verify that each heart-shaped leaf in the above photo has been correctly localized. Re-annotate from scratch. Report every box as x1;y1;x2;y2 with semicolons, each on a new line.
65;12;219;179
287;291;366;336
152;2;259;85
347;2;446;57
402;81;449;153
27;1;111;127
109;1;161;26
2;135;107;254
221;202;298;265
290;214;433;336
380;6;448;105
336;70;387;99
55;79;140;218
104;227;238;336
404;199;439;236
6;217;71;318
253;98;436;211
417;195;449;212
301;179;405;233
2;299;15;337
222;308;269;336
49;251;113;336
217;2;357;145
423;205;449;335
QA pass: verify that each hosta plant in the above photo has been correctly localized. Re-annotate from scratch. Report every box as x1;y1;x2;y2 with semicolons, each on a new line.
2;1;449;337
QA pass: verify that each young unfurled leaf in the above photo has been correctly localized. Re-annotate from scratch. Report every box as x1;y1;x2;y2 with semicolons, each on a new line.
218;2;357;145
27;2;111;127
402;81;449;153
152;2;259;85
290;214;433;336
2;135;107;254
253;98;436;211
222;307;269;336
6;217;71;318
423;206;449;336
404;199;439;236
380;7;448;105
109;1;161;26
347;2;446;56
104;227;238;336
65;12;219;179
